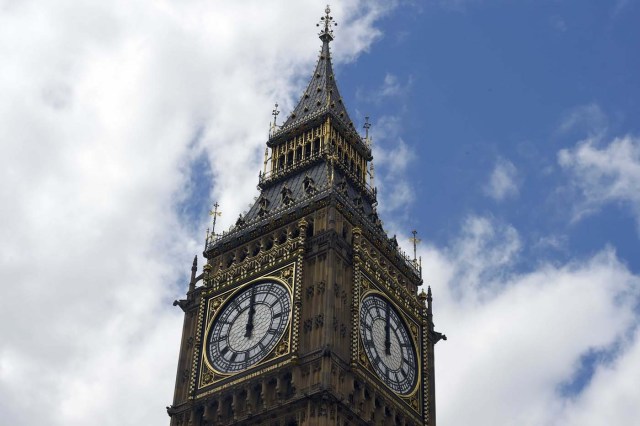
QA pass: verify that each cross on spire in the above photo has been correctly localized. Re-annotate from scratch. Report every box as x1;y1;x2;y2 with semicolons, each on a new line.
209;202;222;235
409;229;422;262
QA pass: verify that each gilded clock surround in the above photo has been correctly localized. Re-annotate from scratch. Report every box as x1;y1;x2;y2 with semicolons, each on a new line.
168;8;444;425
199;265;296;388
358;289;421;397
352;257;424;417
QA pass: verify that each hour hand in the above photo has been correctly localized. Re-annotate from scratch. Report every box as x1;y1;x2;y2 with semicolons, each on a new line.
245;311;254;337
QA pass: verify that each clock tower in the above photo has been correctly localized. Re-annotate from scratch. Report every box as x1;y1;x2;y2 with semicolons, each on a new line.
168;7;445;425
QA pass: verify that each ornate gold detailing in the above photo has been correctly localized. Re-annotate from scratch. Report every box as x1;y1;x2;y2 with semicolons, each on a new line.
207;296;226;316
206;237;300;292
361;279;370;290
189;296;206;397
411;396;419;410
357;238;422;318
359;350;368;367
197;263;297;390
410;324;418;339
201;365;215;386
290;218;307;359
276;341;288;355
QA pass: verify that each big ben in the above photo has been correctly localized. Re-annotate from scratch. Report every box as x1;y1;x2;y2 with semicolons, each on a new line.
168;7;445;426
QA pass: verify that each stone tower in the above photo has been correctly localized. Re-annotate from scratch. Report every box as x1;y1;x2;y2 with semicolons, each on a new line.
167;7;445;425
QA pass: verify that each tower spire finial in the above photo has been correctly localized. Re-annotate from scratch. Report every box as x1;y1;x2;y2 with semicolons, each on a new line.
364;116;371;140
317;5;337;42
272;102;280;127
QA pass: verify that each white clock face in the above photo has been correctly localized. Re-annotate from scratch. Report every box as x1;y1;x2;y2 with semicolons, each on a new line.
207;281;290;373
360;294;418;395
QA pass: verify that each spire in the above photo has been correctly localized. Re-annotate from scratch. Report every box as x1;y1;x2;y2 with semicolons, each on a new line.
280;6;354;131
189;255;197;292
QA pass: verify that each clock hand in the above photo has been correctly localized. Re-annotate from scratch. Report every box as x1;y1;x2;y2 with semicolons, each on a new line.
385;302;391;355
245;286;256;337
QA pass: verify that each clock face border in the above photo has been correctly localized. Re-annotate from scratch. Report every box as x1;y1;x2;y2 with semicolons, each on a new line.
352;270;428;406
200;274;294;378
359;291;419;396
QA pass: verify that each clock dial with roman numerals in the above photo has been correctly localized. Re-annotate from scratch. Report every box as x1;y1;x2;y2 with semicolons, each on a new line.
207;281;290;374
359;294;418;395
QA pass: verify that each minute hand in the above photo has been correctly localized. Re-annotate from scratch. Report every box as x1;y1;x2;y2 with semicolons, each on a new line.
385;302;391;355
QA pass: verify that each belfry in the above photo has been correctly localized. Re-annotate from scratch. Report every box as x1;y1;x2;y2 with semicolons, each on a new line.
168;7;445;425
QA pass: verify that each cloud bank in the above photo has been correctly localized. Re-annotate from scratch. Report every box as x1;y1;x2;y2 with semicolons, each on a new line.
559;134;640;232
1;2;639;426
421;215;640;426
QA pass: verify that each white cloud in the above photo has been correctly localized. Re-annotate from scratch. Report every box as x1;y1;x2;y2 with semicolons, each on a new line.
419;216;640;426
550;15;568;32
558;103;608;136
483;157;520;201
556;325;640;426
0;1;396;424
357;72;413;104
533;234;569;253
558;134;640;231
369;115;416;218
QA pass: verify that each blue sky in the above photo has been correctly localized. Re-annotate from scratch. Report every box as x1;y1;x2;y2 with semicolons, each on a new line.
339;0;640;273
1;1;639;424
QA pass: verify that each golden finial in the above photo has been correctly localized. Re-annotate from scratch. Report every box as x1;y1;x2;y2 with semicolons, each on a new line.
317;5;337;41
208;202;222;236
263;147;269;174
409;229;422;262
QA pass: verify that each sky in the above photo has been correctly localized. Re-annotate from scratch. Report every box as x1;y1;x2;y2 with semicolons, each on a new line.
1;0;639;425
